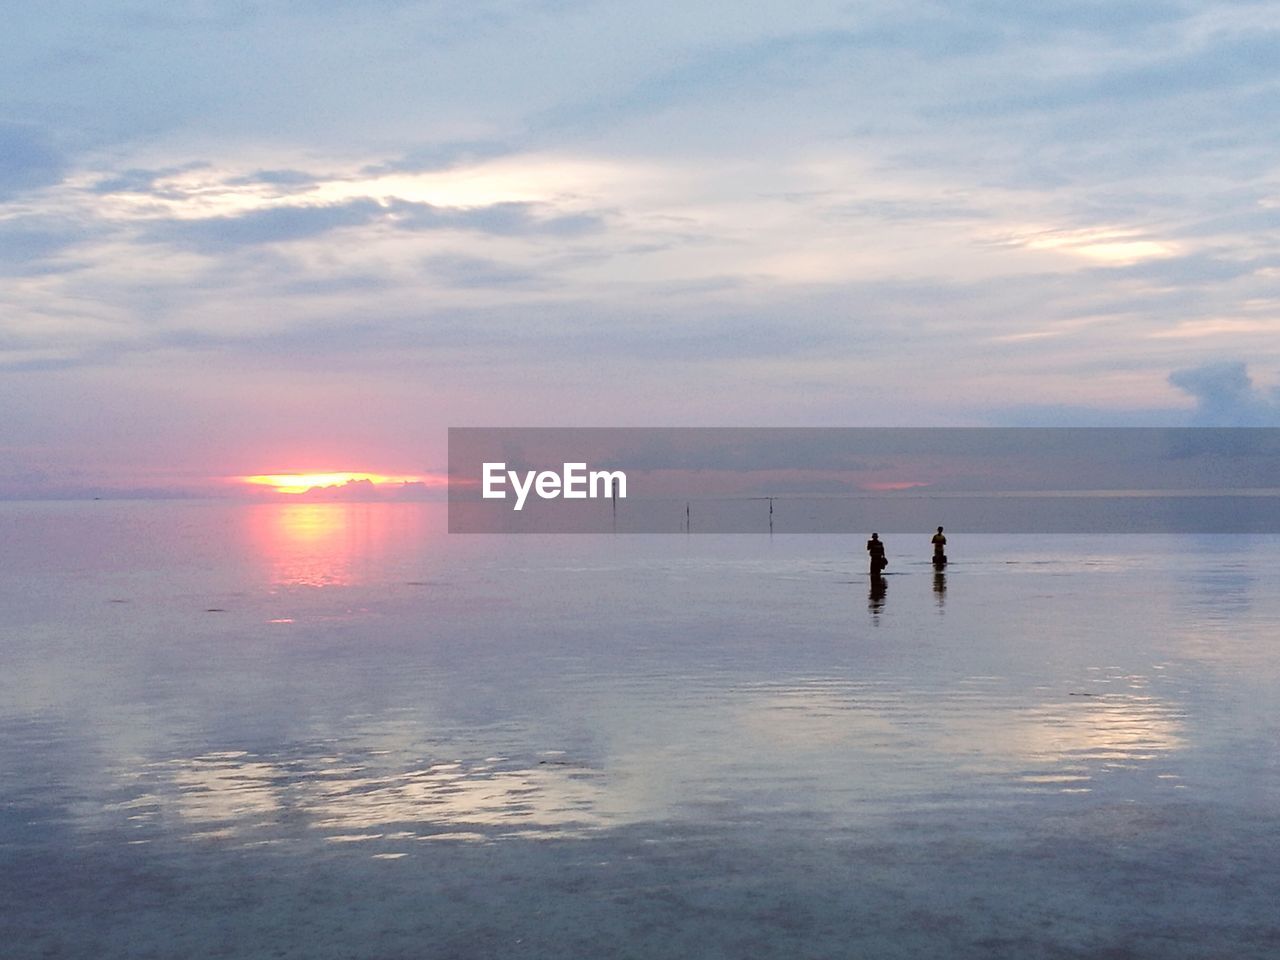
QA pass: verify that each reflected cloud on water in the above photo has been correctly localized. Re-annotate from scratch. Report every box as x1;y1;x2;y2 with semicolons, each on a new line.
988;689;1187;794
735;671;1187;799
119;748;613;847
94;666;1192;853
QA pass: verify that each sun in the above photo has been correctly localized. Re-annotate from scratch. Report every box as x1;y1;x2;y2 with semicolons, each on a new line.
239;472;429;494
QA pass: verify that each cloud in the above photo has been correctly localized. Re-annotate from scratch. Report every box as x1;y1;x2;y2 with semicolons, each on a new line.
1169;361;1280;426
141;199;387;251
361;140;516;175
224;168;323;189
1087;32;1280;103
0;217;97;273
967;0;1185;35
139;198;606;252
422;254;544;289
388;200;605;236
90;162;212;195
9;0;1280;484
1094;251;1272;285
0;123;67;199
286;478;441;501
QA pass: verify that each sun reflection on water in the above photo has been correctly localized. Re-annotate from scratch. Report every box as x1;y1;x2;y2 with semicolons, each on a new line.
242;502;436;588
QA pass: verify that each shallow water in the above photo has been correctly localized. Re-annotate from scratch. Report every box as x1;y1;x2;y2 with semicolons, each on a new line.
2;501;1278;958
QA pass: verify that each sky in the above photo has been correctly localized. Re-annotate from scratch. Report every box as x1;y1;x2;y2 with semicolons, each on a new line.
3;0;1280;498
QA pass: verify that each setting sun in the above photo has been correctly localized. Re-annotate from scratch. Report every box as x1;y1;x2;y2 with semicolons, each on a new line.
239;472;430;494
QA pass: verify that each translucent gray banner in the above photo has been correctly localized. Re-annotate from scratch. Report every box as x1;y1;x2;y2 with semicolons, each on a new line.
448;428;1280;533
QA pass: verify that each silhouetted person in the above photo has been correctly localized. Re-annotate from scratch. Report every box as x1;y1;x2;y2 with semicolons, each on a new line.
866;532;887;576
931;526;947;567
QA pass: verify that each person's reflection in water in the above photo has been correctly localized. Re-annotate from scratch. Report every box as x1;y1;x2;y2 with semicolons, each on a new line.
868;573;888;620
933;569;946;610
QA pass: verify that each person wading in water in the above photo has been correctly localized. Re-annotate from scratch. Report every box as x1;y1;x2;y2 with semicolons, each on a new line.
866;533;888;576
931;526;947;567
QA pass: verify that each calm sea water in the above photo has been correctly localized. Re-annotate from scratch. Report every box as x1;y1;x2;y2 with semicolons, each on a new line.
2;500;1278;959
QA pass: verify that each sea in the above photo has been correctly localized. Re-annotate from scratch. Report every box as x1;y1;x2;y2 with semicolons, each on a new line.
2;500;1278;959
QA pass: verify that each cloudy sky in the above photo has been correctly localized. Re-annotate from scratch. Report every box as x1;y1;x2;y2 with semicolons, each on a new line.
4;0;1280;497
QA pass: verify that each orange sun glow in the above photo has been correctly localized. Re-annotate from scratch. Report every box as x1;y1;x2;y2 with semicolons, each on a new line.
239;472;429;494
